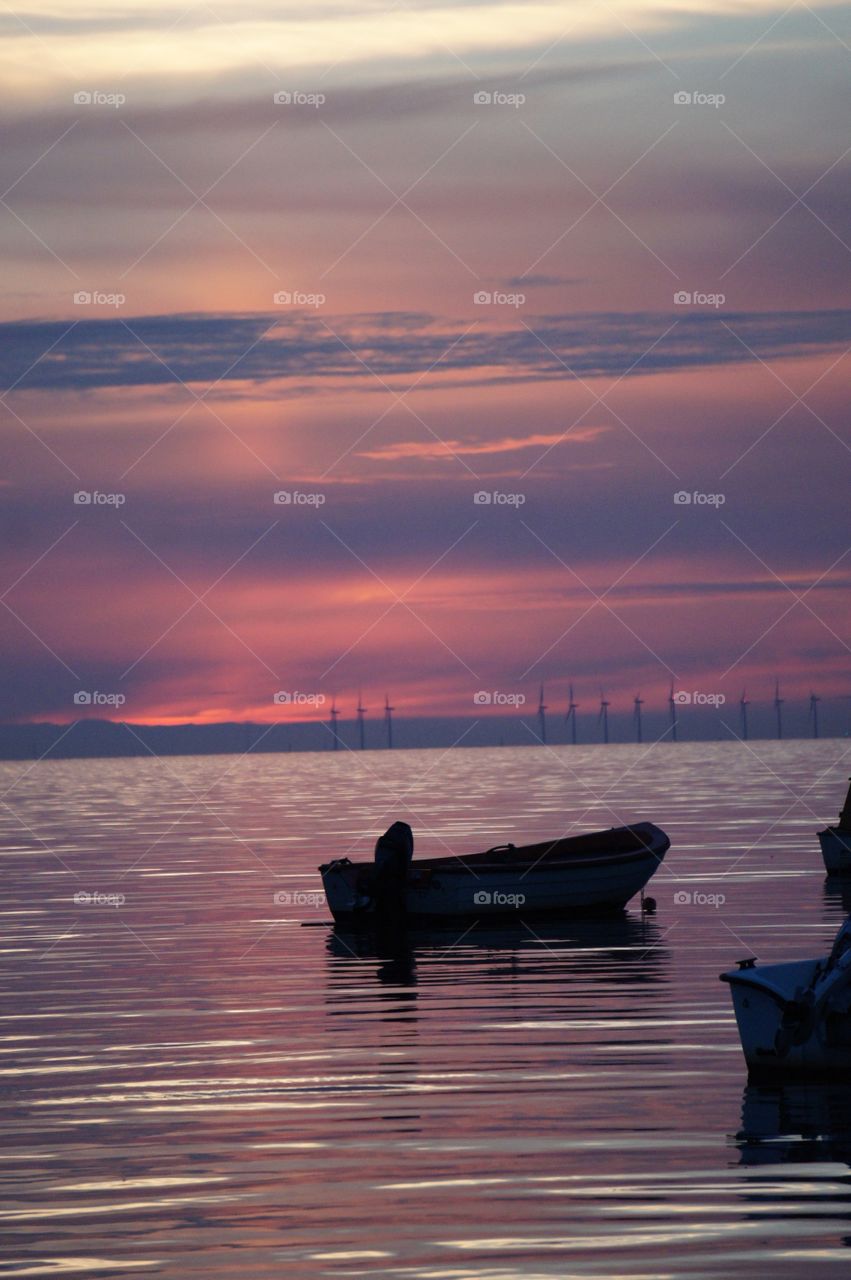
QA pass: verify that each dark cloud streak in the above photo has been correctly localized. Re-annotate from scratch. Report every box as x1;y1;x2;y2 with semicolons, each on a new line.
2;308;851;392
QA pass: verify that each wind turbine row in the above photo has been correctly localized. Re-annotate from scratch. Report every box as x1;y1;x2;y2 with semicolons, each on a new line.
327;692;395;749
533;681;826;745
741;681;821;741
325;682;827;750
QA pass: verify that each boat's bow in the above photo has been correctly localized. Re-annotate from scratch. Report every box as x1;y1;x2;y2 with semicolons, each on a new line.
721;916;851;1074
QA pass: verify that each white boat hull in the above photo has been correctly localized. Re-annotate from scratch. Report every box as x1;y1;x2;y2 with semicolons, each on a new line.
319;822;668;922
722;953;851;1076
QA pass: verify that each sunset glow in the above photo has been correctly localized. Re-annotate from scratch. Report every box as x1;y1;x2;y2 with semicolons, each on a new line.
2;0;850;736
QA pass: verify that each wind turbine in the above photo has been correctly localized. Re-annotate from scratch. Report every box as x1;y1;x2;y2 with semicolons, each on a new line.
668;680;678;742
565;683;578;745
740;689;750;741
633;693;643;744
329;695;340;751
598;689;610;744
356;689;367;750
774;678;784;740
384;693;394;749
810;691;820;740
537;683;547;744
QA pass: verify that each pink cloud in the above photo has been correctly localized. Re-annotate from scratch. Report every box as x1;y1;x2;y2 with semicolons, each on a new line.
358;425;607;461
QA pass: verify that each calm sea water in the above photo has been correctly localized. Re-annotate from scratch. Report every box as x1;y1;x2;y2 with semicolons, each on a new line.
2;740;851;1279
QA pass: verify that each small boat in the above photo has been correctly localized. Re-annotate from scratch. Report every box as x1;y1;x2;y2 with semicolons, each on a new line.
818;777;851;873
319;821;669;923
721;916;851;1076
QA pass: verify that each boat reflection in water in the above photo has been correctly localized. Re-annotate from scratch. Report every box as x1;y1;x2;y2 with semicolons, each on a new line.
322;914;673;1141
824;874;851;917
326;913;670;987
736;1080;851;1168
734;1082;851;1250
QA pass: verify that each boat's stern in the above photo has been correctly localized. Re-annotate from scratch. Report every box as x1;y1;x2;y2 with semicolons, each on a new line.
721;958;822;1071
319;858;373;921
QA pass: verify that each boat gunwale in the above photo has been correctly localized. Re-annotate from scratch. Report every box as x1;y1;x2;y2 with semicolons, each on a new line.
720;958;825;1008
319;822;668;878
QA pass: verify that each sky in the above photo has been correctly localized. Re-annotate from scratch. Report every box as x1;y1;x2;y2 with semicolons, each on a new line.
1;0;850;736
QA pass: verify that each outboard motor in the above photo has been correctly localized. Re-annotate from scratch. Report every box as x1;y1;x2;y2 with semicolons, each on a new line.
373;821;414;921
